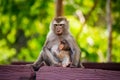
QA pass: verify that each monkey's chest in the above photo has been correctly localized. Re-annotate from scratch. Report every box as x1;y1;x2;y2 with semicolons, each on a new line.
51;45;59;55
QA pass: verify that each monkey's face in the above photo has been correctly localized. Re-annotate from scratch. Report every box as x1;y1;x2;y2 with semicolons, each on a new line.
54;24;64;35
52;17;69;35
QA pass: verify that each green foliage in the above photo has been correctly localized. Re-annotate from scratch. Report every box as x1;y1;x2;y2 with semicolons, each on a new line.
0;0;120;64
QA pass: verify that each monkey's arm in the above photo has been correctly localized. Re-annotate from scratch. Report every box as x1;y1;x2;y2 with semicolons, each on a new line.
43;38;59;63
32;50;44;71
33;38;59;70
32;40;49;69
66;35;81;67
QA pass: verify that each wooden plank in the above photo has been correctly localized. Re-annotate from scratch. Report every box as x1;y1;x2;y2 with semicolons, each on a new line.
0;65;35;80
36;66;120;80
0;64;120;80
12;62;120;71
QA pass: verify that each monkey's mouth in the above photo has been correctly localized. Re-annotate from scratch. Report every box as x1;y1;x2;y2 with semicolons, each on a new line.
56;30;62;35
57;30;60;33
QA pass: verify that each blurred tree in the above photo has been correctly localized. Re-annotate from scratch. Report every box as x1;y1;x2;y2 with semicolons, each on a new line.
0;0;54;63
56;0;63;17
106;0;112;62
0;0;120;64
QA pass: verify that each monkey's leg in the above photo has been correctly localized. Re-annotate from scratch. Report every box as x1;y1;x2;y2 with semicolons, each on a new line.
75;52;84;68
62;59;71;67
68;48;80;68
32;51;44;71
44;48;60;66
80;62;84;68
71;51;84;68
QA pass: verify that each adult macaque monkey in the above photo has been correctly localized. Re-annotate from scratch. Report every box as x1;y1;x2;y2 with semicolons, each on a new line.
32;17;83;71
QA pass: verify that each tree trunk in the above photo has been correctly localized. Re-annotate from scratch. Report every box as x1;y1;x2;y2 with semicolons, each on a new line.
76;0;98;40
55;0;63;17
106;0;112;62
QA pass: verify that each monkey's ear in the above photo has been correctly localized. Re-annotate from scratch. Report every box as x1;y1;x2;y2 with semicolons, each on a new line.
53;17;57;20
66;20;69;24
65;20;70;29
49;21;54;32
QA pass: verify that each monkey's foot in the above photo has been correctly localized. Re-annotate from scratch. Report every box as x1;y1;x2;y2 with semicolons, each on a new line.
62;62;71;67
52;63;62;67
40;62;47;67
69;64;78;68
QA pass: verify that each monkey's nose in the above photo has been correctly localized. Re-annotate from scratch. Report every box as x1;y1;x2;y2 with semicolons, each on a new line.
57;30;60;32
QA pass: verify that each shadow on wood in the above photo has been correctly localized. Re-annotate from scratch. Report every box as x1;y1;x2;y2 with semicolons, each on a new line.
83;63;120;71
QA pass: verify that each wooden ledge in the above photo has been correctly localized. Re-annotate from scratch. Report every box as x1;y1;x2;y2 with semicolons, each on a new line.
0;64;120;80
12;62;120;71
37;66;120;80
0;65;35;80
1;63;119;80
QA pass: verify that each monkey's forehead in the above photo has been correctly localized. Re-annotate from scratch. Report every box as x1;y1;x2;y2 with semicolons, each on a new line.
53;17;68;23
53;20;66;24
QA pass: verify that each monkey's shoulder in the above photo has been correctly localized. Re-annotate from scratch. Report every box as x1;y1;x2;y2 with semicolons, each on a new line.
47;32;59;41
63;34;74;41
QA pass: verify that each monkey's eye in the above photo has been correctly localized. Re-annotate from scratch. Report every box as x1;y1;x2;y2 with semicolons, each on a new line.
54;24;57;26
60;24;64;26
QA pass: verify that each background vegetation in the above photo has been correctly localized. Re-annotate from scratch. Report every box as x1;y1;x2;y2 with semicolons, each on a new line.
0;0;120;64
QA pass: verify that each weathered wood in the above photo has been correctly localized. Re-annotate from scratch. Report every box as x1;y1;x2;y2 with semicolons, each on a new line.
12;62;120;71
0;63;120;80
0;65;35;80
36;66;120;80
11;62;32;65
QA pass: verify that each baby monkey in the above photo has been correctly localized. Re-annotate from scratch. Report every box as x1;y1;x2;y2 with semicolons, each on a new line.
56;39;71;67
